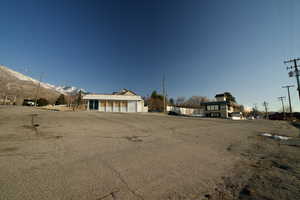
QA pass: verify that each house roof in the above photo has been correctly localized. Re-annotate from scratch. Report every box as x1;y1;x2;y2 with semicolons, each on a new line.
83;89;140;100
83;89;141;101
215;93;226;98
112;89;137;96
83;94;142;101
201;101;228;106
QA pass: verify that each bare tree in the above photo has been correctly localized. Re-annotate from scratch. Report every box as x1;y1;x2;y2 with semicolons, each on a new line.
184;96;210;107
175;97;186;106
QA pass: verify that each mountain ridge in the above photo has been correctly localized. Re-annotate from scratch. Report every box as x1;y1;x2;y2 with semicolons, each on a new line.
0;65;87;104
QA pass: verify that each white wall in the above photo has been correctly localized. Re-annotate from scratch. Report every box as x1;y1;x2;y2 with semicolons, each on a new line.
137;100;142;112
99;101;105;112
113;101;120;112
121;104;127;112
167;106;204;115
86;99;148;113
143;106;148;112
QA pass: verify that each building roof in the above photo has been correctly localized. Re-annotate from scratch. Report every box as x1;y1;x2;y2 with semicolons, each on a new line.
215;93;226;98
112;89;137;96
201;101;227;106
83;94;142;101
83;89;141;101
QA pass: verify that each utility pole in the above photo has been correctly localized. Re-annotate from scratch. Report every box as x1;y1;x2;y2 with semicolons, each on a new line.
162;74;166;113
282;85;294;113
278;96;286;120
253;103;258;118
34;73;43;107
284;58;300;101
262;101;269;119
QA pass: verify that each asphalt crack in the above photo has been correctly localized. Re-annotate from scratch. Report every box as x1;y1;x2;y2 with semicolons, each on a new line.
100;160;144;200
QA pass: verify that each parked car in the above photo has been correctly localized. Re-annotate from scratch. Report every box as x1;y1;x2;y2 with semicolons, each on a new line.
247;116;255;120
230;112;244;120
22;99;35;106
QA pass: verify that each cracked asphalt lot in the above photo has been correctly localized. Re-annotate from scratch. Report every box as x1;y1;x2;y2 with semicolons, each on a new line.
0;106;299;200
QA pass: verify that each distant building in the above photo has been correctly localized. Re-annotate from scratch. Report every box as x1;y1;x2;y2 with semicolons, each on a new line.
167;105;204;116
201;93;240;118
83;89;148;112
166;93;241;118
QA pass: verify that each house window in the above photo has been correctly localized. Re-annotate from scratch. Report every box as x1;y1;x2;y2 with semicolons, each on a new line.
207;105;219;111
220;105;227;110
211;112;220;117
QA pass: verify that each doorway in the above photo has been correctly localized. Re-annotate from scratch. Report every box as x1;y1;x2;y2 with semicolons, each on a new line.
89;100;99;110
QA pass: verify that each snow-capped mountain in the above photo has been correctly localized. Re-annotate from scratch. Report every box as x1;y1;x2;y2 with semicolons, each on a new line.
55;86;88;95
0;65;88;103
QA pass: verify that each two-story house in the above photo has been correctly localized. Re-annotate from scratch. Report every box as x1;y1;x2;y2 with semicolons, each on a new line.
201;93;238;118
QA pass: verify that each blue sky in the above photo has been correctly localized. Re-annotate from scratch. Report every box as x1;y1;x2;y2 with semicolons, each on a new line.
0;0;299;111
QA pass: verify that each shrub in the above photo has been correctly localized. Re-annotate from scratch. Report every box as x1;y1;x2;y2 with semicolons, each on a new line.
55;94;66;105
37;98;49;107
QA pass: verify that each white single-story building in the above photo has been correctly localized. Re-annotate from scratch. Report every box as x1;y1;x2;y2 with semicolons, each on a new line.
167;105;204;116
83;89;148;112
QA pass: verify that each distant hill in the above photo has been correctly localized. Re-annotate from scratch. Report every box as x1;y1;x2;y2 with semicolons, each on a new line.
0;65;88;104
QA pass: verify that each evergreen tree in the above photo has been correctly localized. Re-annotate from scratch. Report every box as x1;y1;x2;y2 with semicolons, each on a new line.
55;94;66;105
224;92;236;103
37;98;49;106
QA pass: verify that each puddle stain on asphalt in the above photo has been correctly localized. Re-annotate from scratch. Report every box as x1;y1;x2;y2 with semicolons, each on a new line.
0;146;18;153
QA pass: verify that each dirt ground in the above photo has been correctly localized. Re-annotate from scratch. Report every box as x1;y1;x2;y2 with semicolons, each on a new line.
0;106;299;200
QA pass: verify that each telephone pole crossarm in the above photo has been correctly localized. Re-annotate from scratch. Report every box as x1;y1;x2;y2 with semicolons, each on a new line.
284;58;300;101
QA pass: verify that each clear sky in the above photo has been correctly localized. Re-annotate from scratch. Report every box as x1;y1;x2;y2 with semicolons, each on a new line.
0;0;299;111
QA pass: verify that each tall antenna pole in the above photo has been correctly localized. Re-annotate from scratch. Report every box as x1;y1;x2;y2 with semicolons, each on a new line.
162;74;166;113
282;85;294;113
284;58;300;101
278;96;286;120
253;103;258;118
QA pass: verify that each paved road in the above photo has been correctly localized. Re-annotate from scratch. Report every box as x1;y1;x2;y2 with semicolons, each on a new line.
0;106;298;200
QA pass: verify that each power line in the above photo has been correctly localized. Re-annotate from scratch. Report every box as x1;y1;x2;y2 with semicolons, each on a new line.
284;58;300;101
282;85;294;113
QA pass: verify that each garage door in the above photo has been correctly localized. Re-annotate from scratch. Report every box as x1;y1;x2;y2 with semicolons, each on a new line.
106;101;113;112
113;101;120;112
127;101;137;112
99;101;105;112
120;101;127;112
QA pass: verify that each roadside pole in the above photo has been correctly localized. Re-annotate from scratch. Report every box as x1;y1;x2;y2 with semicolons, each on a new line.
262;101;269;119
284;58;300;101
278;96;286;120
162;74;166;113
282;85;294;115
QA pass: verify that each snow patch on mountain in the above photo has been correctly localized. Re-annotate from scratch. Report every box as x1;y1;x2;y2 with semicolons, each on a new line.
55;86;87;95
